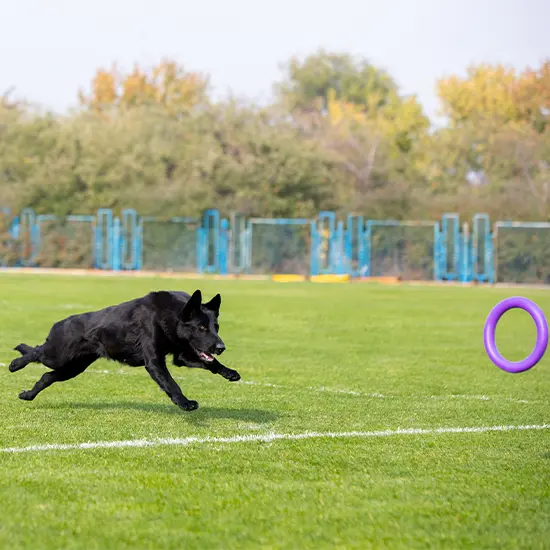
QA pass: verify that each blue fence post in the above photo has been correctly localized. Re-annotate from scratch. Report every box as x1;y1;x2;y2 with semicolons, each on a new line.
219;219;229;275
471;213;492;283
112;217;121;271
487;224;495;284
202;209;220;273
310;221;319;276
136;218;143;270
434;222;442;281
365;219;373;278
96;209;113;270
459;222;471;283
242;223;251;274
440;213;460;280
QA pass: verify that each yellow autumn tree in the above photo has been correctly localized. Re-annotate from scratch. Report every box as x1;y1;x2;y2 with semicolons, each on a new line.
326;87;429;156
437;60;550;131
429;60;550;205
79;60;209;113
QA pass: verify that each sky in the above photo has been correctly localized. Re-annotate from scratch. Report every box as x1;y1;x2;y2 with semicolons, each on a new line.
1;0;549;124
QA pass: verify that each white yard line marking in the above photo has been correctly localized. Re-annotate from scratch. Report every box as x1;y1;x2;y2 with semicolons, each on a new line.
1;424;548;454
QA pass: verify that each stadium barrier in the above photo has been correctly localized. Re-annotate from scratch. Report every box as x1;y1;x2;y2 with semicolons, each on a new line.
0;207;548;284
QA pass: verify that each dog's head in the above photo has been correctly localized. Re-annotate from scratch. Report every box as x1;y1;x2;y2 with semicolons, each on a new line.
177;289;225;363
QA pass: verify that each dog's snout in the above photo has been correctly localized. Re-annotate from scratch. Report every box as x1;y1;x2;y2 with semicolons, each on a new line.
215;343;226;355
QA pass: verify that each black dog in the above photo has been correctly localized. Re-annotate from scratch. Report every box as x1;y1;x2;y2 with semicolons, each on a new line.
8;289;240;411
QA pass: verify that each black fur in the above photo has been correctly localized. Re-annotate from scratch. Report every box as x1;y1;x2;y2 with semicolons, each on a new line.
8;289;240;411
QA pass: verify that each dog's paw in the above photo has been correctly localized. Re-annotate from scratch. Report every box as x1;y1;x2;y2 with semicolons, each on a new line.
178;399;199;411
225;369;241;382
18;390;34;401
9;358;24;373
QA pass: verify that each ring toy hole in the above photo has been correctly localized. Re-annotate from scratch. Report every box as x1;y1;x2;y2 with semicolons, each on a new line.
495;308;537;362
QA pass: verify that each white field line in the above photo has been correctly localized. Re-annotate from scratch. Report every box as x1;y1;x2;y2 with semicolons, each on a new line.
1;424;548;454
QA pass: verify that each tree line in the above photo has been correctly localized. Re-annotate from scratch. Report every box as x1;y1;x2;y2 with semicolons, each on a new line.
1;52;549;221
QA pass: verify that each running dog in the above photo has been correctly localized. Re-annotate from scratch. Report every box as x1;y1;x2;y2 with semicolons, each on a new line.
8;289;240;411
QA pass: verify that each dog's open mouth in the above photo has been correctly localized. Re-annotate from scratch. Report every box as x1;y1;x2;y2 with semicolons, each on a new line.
198;351;214;363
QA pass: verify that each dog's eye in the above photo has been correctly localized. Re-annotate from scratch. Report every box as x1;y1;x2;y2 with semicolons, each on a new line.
199;325;207;331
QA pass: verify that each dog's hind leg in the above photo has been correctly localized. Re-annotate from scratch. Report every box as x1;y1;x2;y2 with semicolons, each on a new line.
18;355;96;401
9;344;42;373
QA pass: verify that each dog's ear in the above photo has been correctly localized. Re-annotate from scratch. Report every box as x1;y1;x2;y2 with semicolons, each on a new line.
181;289;202;320
203;293;221;316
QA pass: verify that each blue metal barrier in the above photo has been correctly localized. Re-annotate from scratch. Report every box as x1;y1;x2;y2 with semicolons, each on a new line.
440;213;460;281
471;213;493;283
219;219;229;275
3;207;550;284
459;222;471;283
202;209;220;273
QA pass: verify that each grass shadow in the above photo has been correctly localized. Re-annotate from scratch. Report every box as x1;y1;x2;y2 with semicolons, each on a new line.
37;401;280;424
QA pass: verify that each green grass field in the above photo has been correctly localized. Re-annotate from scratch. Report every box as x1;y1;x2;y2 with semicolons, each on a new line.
0;273;548;549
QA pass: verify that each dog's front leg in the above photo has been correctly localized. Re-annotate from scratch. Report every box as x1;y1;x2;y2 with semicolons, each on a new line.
174;353;240;382
144;352;198;411
208;358;241;382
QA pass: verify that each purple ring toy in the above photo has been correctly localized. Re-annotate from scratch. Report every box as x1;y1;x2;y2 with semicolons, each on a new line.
483;296;548;373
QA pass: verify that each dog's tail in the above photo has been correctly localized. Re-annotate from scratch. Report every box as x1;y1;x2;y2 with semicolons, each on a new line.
14;343;34;356
9;343;38;373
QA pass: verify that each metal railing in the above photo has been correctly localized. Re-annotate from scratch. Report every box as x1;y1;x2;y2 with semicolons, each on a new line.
1;207;548;284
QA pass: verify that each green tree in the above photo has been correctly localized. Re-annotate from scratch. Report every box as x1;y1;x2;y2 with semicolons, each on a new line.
276;50;398;112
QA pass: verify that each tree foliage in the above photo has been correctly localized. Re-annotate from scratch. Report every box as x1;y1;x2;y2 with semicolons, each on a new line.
430;59;550;217
78;60;209;114
1;56;550;222
276;50;398;112
437;62;550;132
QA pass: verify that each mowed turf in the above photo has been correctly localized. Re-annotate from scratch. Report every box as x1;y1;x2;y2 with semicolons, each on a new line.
0;274;548;550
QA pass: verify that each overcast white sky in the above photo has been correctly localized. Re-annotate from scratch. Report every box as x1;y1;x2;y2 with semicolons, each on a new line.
1;0;549;123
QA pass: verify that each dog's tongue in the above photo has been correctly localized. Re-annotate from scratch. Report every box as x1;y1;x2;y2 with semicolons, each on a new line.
199;351;214;362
